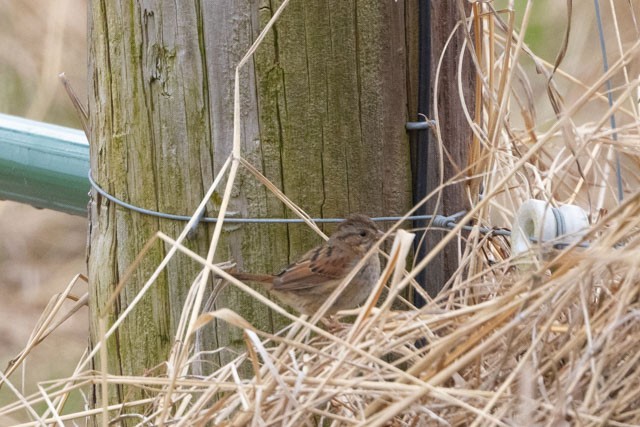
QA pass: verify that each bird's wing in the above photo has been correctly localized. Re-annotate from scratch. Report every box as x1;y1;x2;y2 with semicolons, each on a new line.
272;243;354;291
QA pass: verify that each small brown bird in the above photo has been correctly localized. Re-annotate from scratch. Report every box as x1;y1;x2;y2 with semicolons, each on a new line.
230;214;384;316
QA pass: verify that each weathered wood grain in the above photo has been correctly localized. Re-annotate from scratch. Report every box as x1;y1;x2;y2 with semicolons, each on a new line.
88;0;412;411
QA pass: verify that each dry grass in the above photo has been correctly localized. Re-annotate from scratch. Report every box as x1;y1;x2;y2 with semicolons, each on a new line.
2;1;640;426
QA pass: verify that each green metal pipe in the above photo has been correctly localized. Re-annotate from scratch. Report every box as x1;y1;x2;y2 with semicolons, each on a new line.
0;113;89;216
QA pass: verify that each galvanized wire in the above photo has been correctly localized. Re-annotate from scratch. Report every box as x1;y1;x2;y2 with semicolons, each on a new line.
593;0;624;202
88;171;511;236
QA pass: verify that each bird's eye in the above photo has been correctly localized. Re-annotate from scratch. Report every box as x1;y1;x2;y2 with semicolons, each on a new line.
359;230;367;237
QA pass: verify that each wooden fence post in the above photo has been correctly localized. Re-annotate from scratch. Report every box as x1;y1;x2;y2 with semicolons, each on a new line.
88;0;412;409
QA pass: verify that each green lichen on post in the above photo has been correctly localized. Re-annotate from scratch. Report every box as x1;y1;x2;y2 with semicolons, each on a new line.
254;0;411;232
88;0;412;419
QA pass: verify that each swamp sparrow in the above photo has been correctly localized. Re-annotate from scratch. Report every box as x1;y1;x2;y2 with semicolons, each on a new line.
230;214;384;316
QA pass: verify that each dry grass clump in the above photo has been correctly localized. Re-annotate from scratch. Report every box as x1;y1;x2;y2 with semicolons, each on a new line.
2;1;640;426
4;206;640;426
180;196;639;426
188;211;640;426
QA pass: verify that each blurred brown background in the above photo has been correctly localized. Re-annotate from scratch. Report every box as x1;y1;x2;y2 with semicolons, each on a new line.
0;0;88;414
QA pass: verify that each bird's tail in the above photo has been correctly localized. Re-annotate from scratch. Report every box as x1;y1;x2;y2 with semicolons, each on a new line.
228;271;275;285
